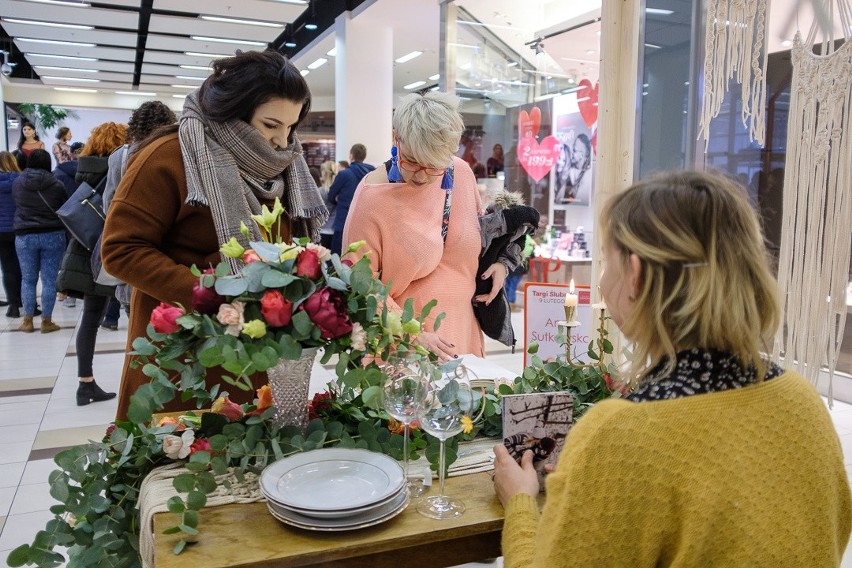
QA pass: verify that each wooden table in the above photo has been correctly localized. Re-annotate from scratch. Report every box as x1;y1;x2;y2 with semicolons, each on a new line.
153;472;536;568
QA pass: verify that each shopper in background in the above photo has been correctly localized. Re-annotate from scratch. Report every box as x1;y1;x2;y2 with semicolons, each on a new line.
102;49;326;420
58;122;125;406
16;122;45;167
337;160;349;170
328;143;374;255
486;143;504;177
101;100;177;320
53;141;85;309
11;150;66;333
493;170;852;567
52;127;74;164
318;159;338;250
344;92;506;360
0;151;23;318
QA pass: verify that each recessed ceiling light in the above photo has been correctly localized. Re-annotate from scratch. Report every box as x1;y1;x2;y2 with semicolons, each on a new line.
200;15;283;28
179;64;211;71
448;43;479;49
300;69;309;76
34;65;98;73
26;53;97;62
460;63;471;70
171;84;197;89
54;87;97;92
395;51;423;64
2;18;93;30
507;61;518;67
645;8;674;15
172;94;187;99
429;74;439;81
41;76;100;82
116;91;157;96
191;36;267;47
404;80;426;90
781;39;793;47
586;49;596;54
18;38;96;47
644;43;662;49
284;41;297;48
327;47;337;57
305;23;318;31
307;57;327;70
184;51;231;58
23;0;89;6
175;75;205;81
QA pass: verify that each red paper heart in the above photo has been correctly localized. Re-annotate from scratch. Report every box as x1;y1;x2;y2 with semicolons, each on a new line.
577;79;599;128
518;107;542;139
517;135;561;182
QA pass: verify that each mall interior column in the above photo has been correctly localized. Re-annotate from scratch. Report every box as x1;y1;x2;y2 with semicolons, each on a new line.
333;11;393;166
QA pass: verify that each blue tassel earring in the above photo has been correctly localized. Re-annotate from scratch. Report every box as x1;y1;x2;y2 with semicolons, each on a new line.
388;146;403;182
440;164;454;190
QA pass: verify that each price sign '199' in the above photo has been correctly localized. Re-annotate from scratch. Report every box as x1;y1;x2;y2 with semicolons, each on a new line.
517;134;562;182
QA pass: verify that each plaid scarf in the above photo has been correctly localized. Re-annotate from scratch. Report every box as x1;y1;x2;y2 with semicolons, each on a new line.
179;91;327;272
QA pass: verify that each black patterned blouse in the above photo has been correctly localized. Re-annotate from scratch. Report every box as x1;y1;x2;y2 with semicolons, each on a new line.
625;348;784;403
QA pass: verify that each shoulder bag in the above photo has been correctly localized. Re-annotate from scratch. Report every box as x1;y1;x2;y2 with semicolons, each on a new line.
56;174;108;251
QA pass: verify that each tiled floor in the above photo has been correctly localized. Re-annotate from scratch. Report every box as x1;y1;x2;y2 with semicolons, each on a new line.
0;300;850;567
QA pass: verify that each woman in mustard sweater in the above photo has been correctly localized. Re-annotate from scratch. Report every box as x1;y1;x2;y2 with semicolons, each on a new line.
493;170;852;567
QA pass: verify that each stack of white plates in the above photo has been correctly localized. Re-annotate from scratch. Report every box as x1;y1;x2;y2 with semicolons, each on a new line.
260;447;409;531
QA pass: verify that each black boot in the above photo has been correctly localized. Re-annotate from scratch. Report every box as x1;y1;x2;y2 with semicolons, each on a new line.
34;305;42;316
76;380;117;406
6;305;19;318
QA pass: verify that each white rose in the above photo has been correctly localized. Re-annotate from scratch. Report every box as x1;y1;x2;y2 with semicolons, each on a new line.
306;242;332;263
350;322;367;351
162;429;195;460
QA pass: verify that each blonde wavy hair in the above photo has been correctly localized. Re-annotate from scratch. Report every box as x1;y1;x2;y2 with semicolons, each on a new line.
0;151;20;173
600;170;780;381
80;122;127;157
393;91;464;169
319;160;337;190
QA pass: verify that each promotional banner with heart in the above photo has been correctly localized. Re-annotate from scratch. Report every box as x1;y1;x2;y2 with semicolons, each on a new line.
517;134;561;182
518;106;542;139
577;79;599;128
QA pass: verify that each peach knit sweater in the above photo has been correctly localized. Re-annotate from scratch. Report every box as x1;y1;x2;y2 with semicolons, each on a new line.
343;156;485;356
501;371;852;567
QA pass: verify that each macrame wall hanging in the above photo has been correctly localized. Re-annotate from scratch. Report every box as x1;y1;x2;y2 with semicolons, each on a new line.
700;0;770;147
773;0;852;400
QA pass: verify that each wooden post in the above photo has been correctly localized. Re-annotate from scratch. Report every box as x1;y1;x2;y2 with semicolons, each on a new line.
591;0;642;302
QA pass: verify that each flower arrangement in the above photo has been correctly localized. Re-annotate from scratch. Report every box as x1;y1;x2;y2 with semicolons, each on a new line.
8;199;619;568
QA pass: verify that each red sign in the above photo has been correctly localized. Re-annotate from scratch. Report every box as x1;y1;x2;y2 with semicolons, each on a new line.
517;134;561;182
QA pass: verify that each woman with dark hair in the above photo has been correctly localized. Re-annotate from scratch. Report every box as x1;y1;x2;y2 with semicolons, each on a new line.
11;149;66;332
0;151;23;318
58;122;126;406
52;126;73;164
16;122;45;165
102;49;327;420
486;143;504;177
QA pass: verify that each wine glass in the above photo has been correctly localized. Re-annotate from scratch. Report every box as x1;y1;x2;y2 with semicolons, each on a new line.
382;352;429;497
416;365;473;520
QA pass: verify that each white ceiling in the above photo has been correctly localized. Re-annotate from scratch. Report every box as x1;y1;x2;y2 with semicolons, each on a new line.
1;0;848;109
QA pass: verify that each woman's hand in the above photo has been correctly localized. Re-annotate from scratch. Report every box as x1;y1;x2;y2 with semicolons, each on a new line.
474;262;508;306
414;331;456;362
492;444;540;508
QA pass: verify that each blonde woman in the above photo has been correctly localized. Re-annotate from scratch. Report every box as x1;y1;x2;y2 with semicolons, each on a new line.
493;170;851;567
344;92;507;359
318;159;338;249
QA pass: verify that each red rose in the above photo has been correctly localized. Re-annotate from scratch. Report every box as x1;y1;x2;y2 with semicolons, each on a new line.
341;259;353;267
212;396;245;422
243;249;261;264
295;248;322;280
301;287;353;339
603;373;616;392
192;269;225;315
308;391;334;421
189;438;212;455
260;289;293;327
150;302;184;334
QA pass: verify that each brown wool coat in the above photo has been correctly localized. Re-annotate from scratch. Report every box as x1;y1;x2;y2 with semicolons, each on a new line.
102;133;292;420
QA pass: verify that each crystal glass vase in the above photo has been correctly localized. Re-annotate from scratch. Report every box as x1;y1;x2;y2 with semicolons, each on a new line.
267;347;318;430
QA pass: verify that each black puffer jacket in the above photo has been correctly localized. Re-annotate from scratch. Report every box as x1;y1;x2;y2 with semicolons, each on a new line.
11;169;67;235
75;155;109;189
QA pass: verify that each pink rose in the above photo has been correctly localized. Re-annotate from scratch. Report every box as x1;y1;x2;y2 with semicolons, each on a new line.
189;438;212;455
150;302;184;334
212;396;245;421
260;289;292;327
192;268;225;315
216;301;245;336
301;287;353;339
295;248;322;280
242;249;261;264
